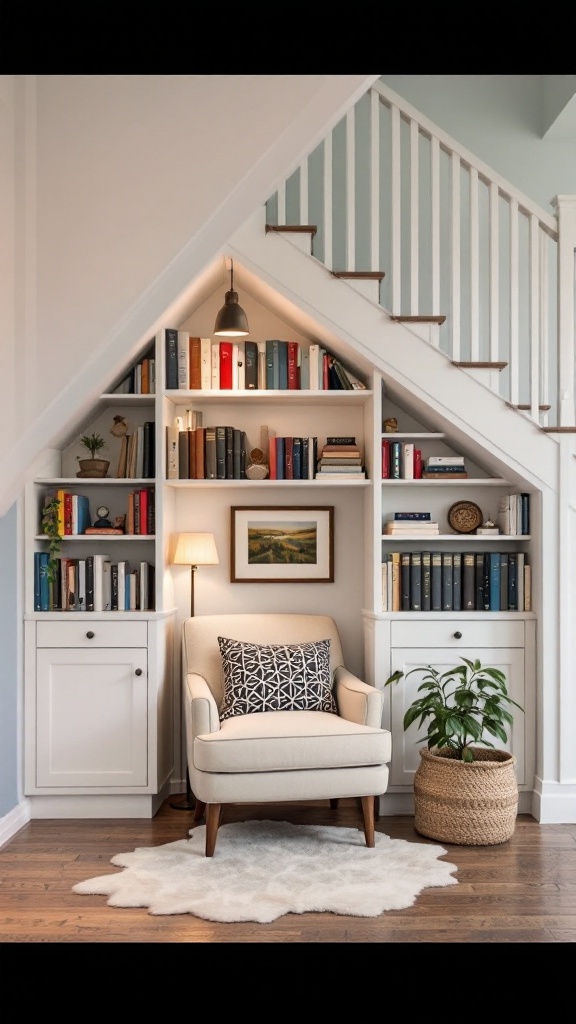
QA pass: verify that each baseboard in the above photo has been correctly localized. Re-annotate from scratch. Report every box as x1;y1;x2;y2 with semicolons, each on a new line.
0;799;31;849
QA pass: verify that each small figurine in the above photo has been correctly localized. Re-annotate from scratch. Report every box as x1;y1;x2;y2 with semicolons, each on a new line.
110;415;128;438
245;446;269;480
94;505;112;528
384;417;398;433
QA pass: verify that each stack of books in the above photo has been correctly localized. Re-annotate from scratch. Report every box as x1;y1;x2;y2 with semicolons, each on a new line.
383;512;440;536
422;455;468;479
316;437;365;479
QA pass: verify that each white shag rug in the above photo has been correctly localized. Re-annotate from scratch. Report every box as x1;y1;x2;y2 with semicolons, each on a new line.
72;819;458;923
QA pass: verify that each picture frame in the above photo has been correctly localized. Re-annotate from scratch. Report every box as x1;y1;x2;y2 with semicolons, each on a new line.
231;506;334;583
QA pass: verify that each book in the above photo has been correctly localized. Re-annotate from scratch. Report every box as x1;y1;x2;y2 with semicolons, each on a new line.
382;439;390;479
265;340;276;389
117;560;129;612
287;341;299;389
489;551;501;610
475;552;486;610
142;421;155;478
225;425;234;479
211;340;220;388
244;341;258;389
93;554;112;612
422;471;468;479
411;551;422;611
195;426;206;479
77;558;86;611
205;426;217;480
299;345;310;390
189;336;201;390
219;341;233;389
517;552;525;611
200;337;212;390
414;449;423;479
35;552;50;612
524;562;531;611
233;428;242;479
278;340;288;389
393;512;432;520
389;441;402;479
463;551;476;610
166;426;179;479
177;330;190;389
431;552;443;610
327;437;356;445
215;426;226;480
441;552;453;611
452;551;462;611
426;456;465;465
421;551;432;611
85;555;94;612
500;553;509;611
520;493;530;535
257;342;267;390
401;551;411;611
390;552;401;611
164;327;179;390
308;343;321;390
508;553;518;610
110;563;119;611
178;429;190;479
402;442;414;480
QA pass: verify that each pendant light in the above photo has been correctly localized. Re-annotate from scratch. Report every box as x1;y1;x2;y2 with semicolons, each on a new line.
213;258;250;337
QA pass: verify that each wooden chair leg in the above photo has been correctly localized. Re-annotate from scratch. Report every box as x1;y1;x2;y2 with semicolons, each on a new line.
360;795;376;848
205;803;222;857
193;799;206;824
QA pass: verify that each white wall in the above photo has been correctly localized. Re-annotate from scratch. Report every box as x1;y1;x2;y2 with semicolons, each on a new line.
2;74;377;518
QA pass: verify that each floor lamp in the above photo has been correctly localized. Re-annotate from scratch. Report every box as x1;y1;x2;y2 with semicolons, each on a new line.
170;531;219;810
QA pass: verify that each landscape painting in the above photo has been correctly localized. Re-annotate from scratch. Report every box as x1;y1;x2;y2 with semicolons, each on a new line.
231;506;334;583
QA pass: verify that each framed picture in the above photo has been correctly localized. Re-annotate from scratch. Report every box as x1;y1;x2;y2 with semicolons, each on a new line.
231;506;334;583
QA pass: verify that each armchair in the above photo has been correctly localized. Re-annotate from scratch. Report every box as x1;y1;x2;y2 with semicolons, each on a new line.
182;613;391;856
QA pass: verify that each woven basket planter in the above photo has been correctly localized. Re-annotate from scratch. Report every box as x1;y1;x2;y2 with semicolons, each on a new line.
414;746;519;846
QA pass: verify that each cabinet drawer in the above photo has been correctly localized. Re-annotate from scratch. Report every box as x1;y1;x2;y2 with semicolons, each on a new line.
36;620;148;648
390;619;525;649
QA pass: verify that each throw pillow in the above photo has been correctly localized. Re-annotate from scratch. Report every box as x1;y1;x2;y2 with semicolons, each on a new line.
217;636;336;721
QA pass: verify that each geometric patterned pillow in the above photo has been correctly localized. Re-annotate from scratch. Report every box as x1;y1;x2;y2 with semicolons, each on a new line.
217;636;336;721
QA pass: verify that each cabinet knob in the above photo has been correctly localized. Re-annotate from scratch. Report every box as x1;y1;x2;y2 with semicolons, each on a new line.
135;668;143;676
453;631;462;640
86;631;95;639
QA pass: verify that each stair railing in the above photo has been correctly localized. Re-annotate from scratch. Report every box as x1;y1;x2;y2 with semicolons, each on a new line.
266;80;576;431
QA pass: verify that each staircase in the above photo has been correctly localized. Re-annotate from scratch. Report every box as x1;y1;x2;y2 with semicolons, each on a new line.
263;80;576;434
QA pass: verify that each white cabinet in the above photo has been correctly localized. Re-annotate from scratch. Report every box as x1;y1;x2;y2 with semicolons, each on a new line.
24;613;175;817
365;613;536;814
36;645;148;787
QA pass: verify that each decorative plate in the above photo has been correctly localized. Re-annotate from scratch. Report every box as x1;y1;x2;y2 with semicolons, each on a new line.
448;500;483;534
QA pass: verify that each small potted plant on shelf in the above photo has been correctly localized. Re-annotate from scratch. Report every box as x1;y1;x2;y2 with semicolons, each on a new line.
384;657;524;846
76;432;110;478
41;496;62;586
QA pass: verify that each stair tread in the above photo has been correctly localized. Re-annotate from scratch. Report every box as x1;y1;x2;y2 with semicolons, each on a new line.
332;270;385;281
266;224;317;236
452;360;507;370
541;426;576;433
390;315;446;325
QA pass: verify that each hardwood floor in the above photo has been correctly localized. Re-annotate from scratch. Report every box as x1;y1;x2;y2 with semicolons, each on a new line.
1;798;576;944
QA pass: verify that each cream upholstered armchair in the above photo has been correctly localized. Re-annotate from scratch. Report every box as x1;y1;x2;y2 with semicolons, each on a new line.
182;613;391;856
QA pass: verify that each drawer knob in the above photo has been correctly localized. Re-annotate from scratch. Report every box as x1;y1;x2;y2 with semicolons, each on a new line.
453;631;462;640
86;631;95;639
135;668;143;676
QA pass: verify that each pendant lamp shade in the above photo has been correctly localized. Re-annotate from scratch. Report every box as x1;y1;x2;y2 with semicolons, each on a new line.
214;258;249;337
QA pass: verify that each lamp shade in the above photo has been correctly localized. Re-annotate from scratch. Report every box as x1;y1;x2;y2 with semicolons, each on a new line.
173;532;219;567
214;258;249;337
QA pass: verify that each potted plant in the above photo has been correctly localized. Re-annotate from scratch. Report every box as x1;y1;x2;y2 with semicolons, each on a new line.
41;496;62;588
76;432;110;478
384;657;524;846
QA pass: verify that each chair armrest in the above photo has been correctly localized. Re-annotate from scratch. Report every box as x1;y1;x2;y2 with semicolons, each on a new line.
334;667;384;728
184;673;221;741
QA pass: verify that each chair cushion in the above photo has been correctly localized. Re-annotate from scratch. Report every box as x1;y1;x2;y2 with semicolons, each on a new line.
217;636;337;721
194;710;392;773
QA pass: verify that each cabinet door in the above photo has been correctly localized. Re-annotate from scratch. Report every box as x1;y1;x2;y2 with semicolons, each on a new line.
36;647;148;788
388;647;526;787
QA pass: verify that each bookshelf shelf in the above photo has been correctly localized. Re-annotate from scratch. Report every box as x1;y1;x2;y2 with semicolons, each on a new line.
166;478;370;488
167;388;372;407
381;534;530;542
382;478;508;486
